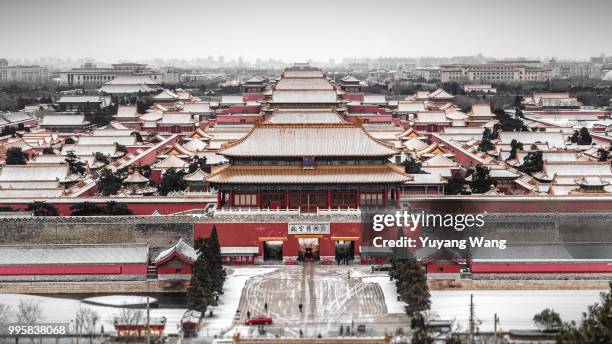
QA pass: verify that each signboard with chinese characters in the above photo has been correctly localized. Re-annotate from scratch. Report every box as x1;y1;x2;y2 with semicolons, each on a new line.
288;222;330;235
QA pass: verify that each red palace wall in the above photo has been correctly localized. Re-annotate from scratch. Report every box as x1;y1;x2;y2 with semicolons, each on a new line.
471;263;612;274
195;222;362;258
0;264;146;276
425;263;461;274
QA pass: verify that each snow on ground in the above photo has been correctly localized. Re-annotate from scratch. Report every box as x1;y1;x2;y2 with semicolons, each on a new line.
83;295;157;307
362;275;405;314
431;289;605;332
0;294;186;335
200;267;278;336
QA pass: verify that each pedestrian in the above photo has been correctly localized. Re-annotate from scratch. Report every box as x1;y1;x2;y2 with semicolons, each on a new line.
299;329;303;338
339;325;343;336
247;310;251;319
298;303;303;313
264;302;268;312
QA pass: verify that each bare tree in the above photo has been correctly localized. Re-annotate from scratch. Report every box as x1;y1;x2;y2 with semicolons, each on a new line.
113;307;144;344
15;300;44;344
15;300;43;323
0;303;11;325
74;306;100;344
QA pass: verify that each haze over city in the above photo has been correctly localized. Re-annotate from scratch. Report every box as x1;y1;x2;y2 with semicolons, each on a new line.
1;0;611;63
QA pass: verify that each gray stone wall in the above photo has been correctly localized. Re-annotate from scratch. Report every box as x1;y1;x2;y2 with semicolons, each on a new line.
0;216;196;255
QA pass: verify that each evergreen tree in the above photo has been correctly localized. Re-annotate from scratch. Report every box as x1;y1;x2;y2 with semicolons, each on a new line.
158;168;187;196
507;139;524;161
26;201;60;216
396;257;431;316
206;226;225;293
403;156;424;174
94;152;110;166
519;151;544;175
557;281;612;343
597;148;610;162
187;239;215;312
42;147;54;155
478;128;494;152
445;172;467;195
5;147;28;165
70;202;105;216
98;169;123;196
65;150;86;175
569;127;593;145
469;164;496;194
104;201;133;215
410;312;434;344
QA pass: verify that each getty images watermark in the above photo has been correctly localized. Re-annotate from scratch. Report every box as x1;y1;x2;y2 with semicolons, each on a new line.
362;209;506;250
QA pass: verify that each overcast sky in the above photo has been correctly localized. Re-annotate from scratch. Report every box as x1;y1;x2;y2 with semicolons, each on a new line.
1;0;610;62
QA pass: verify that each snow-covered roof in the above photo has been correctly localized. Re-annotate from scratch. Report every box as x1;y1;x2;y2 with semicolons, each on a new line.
414;111;449;123
207;165;411;184
61;144;117;156
362;94;386;105
275;78;333;90
0;164;69;182
272;91;337;103
153;89;179;100
155;155;188;169
403;137;430;151
56;96;104;103
41;115;87;127
219;124;398;157
181;103;211;114
397;101;426;113
499;132;567;149
183;168;208;182
283;70;324;78
182;138;207;152
115;105;138;118
124;171;149;183
267;112;344;124
78;136;136;146
153;238;197;264
0;243;149;265
159;113;193;124
220;95;244;105
422;154;457;167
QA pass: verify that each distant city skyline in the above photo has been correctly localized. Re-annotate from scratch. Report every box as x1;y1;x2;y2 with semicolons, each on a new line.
1;0;611;63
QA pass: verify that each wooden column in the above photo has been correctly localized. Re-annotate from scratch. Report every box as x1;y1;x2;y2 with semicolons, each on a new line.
327;189;332;208
229;190;234;207
382;189;388;207
395;188;400;208
216;190;222;209
285;190;290;208
257;189;262;208
355;190;361;208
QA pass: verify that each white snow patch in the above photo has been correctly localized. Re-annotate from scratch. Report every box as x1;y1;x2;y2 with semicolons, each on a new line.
83;295;157;307
431;289;605;332
201;267;277;336
362;275;405;314
0;294;186;335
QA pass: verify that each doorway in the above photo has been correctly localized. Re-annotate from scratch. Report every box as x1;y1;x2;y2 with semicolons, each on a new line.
263;241;283;262
298;237;320;262
335;240;355;263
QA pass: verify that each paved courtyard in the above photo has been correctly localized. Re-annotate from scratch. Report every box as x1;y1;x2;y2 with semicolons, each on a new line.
230;264;408;338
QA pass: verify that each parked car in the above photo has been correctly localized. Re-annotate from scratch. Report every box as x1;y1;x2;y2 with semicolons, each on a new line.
372;264;391;271
245;315;273;325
